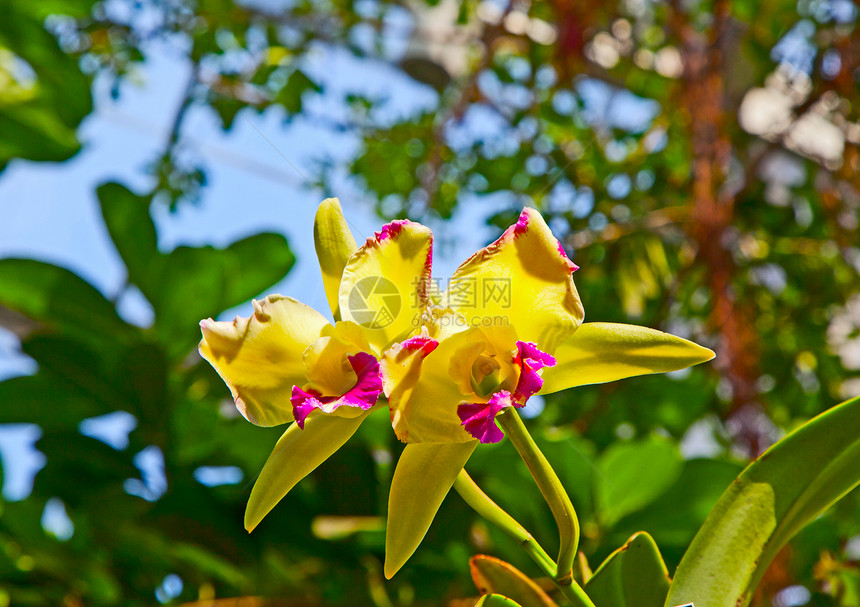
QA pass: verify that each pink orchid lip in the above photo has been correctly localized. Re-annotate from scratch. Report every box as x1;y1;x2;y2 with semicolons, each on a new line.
457;341;556;443
291;352;383;429
458;390;514;444
512;341;556;404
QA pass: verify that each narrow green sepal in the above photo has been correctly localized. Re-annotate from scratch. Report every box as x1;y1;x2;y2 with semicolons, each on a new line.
384;441;477;578
245;411;368;532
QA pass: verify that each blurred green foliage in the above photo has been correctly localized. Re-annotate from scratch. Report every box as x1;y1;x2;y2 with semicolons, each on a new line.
0;0;859;605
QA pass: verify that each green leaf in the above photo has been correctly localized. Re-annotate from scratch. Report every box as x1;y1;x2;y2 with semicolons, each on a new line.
96;180;294;354
0;374;110;429
277;69;322;114
314;197;358;321
97;182;160;298
595;436;683;526
244;411;370;532
584;532;670;607
150;233;294;357
470;554;558;607
221;233;296;307
0;4;92;168
19;335;167;425
385;441;477;578
540;323;715;395
0;259;132;342
609;458;743;558
665;395;860;607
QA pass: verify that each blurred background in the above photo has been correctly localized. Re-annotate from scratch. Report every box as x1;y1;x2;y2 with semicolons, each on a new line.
0;0;859;605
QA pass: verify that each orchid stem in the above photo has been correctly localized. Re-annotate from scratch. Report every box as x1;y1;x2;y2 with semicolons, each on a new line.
453;469;595;607
454;470;555;572
498;408;580;582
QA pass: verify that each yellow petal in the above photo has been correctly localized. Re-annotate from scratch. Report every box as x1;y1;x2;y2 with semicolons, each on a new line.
314;198;358;321
384;441;477;578
388;329;479;444
539;322;716;394
245;410;371;531
445;208;584;353
338;220;433;351
303;321;373;395
199;295;329;426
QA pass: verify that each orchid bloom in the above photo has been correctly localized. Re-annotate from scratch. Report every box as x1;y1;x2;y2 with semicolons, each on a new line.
198;198;434;532
380;208;715;578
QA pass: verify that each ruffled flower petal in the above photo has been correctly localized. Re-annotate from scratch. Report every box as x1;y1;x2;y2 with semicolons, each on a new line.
512;341;557;403
199;295;329;427
338;220;434;351
291;352;383;428
457;390;514;444
387;329;478;444
444;208;584;353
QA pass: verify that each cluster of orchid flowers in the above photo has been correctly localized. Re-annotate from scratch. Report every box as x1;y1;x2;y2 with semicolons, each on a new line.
199;199;713;597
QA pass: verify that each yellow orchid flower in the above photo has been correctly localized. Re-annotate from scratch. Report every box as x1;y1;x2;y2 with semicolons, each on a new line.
381;207;715;578
198;198;435;531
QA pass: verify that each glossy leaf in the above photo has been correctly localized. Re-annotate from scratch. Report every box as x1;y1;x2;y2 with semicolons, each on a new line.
0;258;132;341
666;395;860;607
0;4;91;169
97;182;160;298
584;532;670;607
470;555;558;607
475;595;525;607
595;436;683;526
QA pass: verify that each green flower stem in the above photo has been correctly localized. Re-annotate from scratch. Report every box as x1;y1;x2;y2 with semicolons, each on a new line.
453;470;595;607
454;470;555;573
498;408;580;582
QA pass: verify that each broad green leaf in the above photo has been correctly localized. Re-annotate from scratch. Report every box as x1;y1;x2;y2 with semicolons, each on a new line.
152;235;294;357
475;595;525;607
584;532;670;607
314;197;358;320
0;374;109;429
470;555;558;607
0;259;132;341
595;436;683;526
221;233;295;308
609;458;743;552
276;69;322;114
385;441;477;578
97;182;160;298
245;411;370;532
540;323;715;395
0;5;91;168
21;335;166;421
34;432;139;506
666;395;860;607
